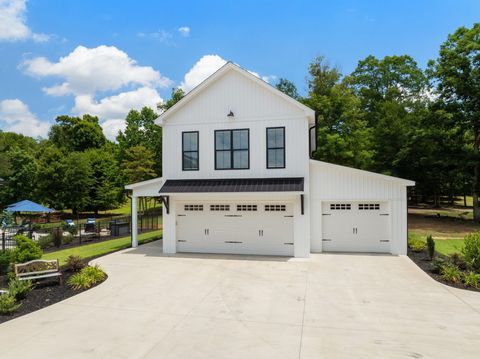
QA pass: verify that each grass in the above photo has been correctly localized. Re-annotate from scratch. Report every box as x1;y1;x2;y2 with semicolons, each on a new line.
42;230;162;266
408;231;464;256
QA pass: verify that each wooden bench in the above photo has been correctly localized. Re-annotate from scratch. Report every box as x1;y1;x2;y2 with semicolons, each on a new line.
15;259;63;285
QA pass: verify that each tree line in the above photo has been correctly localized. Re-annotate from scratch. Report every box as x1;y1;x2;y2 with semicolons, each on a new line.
0;24;479;218
0;89;184;214
276;24;479;219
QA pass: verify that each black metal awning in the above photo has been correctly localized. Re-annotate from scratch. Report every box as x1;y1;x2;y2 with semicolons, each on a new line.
158;177;304;194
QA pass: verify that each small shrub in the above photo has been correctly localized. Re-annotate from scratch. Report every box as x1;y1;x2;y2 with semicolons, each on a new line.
449;253;467;270
462;232;480;272
441;263;462;283
8;279;32;300
67;265;106;290
63;224;78;236
66;255;85;272
82;265;106;284
62;234;74;245
408;238;426;252
11;235;43;263
426;235;435;260
463;271;480;289
431;257;446;274
67;272;92;290
0;294;21;315
0;250;13;275
52;228;63;248
37;235;53;250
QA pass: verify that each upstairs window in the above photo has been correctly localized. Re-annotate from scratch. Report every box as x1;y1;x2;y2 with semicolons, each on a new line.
215;129;249;170
267;127;285;169
182;131;199;171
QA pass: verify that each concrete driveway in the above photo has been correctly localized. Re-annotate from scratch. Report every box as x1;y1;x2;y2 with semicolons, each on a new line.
1;241;480;359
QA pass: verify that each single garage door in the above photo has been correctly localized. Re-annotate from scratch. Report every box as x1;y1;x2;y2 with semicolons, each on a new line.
176;202;294;256
322;201;390;253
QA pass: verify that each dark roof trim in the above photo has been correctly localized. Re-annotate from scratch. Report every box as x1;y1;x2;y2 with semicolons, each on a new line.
159;177;304;193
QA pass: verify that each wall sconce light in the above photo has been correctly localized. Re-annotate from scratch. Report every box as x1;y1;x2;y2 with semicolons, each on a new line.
227;110;234;118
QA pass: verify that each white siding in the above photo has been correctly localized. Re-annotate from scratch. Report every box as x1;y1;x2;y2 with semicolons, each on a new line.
309;161;409;255
162;69;310;180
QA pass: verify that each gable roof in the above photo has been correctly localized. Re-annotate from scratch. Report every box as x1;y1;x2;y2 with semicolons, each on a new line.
155;62;315;126
310;160;415;187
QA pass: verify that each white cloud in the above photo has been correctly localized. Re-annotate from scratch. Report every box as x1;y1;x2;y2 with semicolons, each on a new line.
0;0;49;42
180;55;276;92
22;45;172;96
178;26;190;37
72;87;163;141
180;55;227;92
0;98;49;137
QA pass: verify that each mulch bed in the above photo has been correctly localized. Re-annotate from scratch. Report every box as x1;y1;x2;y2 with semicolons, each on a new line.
408;249;480;293
0;268;107;324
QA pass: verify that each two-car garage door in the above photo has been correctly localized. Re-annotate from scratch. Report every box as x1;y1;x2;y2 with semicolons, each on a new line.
322;201;391;253
176;202;294;256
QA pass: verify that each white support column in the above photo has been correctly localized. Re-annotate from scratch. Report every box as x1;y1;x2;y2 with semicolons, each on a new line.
131;196;138;248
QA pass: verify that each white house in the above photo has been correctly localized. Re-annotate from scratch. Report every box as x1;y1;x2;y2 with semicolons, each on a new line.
125;62;414;257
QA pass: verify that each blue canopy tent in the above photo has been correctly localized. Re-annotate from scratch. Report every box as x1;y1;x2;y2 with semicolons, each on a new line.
6;200;54;213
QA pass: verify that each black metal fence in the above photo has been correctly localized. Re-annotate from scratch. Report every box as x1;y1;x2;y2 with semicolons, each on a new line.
1;213;161;252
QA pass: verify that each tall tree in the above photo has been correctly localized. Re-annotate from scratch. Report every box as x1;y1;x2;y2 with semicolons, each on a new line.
0;149;38;205
117;107;162;175
84;147;122;214
276;78;300;99
429;23;480;219
49;114;106;152
157;88;185;112
62;152;93;214
122;145;157;184
303;56;374;169
36;145;67;209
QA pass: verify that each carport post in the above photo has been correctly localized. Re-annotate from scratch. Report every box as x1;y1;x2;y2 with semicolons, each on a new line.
131;196;138;248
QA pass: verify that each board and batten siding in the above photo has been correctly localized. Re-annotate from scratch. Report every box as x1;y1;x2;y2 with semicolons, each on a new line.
162;69;311;180
309;160;410;255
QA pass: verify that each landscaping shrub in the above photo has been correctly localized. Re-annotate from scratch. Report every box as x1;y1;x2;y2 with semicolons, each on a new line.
52;228;63;248
0;293;20;315
431;257;446;274
408;238;426;252
66;255;85;272
449;253;467;270
82;265;106;283
62;234;74;245
0;250;13;275
63;224;78;236
67;272;91;290
11;235;43;263
67;265;106;290
462;232;480;272
37;235;53;250
8;279;32;300
463;272;480;289
441;263;462;283
426;235;435;260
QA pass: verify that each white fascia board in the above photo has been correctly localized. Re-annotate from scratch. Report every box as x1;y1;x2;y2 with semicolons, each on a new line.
124;177;164;190
310;160;415;187
155;62;315;126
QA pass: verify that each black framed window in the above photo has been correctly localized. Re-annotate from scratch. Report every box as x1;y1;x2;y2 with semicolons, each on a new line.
182;131;199;171
266;127;285;168
215;129;249;170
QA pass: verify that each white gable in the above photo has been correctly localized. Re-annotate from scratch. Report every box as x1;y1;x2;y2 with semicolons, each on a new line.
157;63;314;126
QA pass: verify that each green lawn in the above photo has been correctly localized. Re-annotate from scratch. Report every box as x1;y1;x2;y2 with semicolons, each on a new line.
42;230;162;265
408;231;464;256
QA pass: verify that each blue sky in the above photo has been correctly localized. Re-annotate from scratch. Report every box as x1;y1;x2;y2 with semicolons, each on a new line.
0;0;478;140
